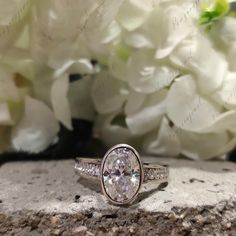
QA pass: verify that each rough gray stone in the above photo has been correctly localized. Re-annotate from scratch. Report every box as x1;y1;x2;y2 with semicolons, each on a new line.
0;158;236;235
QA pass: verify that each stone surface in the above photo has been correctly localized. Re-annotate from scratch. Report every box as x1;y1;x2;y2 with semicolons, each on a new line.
0;157;236;235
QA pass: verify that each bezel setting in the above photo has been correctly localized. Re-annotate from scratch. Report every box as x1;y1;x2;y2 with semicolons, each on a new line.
100;144;144;205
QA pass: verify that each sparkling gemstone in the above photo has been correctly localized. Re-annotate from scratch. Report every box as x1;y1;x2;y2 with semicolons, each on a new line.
101;145;142;204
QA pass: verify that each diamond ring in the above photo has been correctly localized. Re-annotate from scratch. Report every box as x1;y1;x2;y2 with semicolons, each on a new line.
75;144;169;205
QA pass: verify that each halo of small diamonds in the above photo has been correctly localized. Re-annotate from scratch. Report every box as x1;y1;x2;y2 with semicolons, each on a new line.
101;144;143;205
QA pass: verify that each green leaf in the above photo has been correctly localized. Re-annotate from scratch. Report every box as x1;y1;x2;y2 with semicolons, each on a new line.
214;0;230;14
199;0;230;25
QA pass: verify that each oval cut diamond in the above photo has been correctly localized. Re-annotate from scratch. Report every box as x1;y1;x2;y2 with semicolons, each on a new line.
101;145;142;204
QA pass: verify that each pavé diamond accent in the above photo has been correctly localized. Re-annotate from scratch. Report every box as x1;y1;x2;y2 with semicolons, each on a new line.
144;167;168;182
101;145;142;204
75;161;100;178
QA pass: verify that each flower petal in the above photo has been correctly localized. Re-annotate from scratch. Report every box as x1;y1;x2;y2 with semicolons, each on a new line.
68;76;95;121
116;0;154;31
127;51;179;93
199;110;236;133
109;53;128;81
1;48;51;81
166;75;221;132
51;74;72;129
228;45;236;70
11;97;59;153
123;31;154;48
211;16;236;46
124;90;146;115
126;89;167;135
212;72;236;109
81;0;123;47
0;0;30;52
101;21;121;44
30;0;91;68
170;33;227;93
143;117;181;157
53;59;94;78
91;70;128;114
144;5;194;59
0;65;19;101
32;73;54;107
210;17;236;70
176;128;230;160
94;113;141;148
0;103;12;125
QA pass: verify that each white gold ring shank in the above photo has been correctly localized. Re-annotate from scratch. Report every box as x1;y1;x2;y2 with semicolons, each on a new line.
75;158;169;184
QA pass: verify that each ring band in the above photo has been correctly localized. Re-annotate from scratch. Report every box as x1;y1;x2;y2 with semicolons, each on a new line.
75;144;169;205
75;159;169;183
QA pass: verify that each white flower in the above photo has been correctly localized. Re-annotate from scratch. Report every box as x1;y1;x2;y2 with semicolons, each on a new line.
1;0;236;160
91;0;236;160
0;64;59;153
0;48;95;153
11;96;59;153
